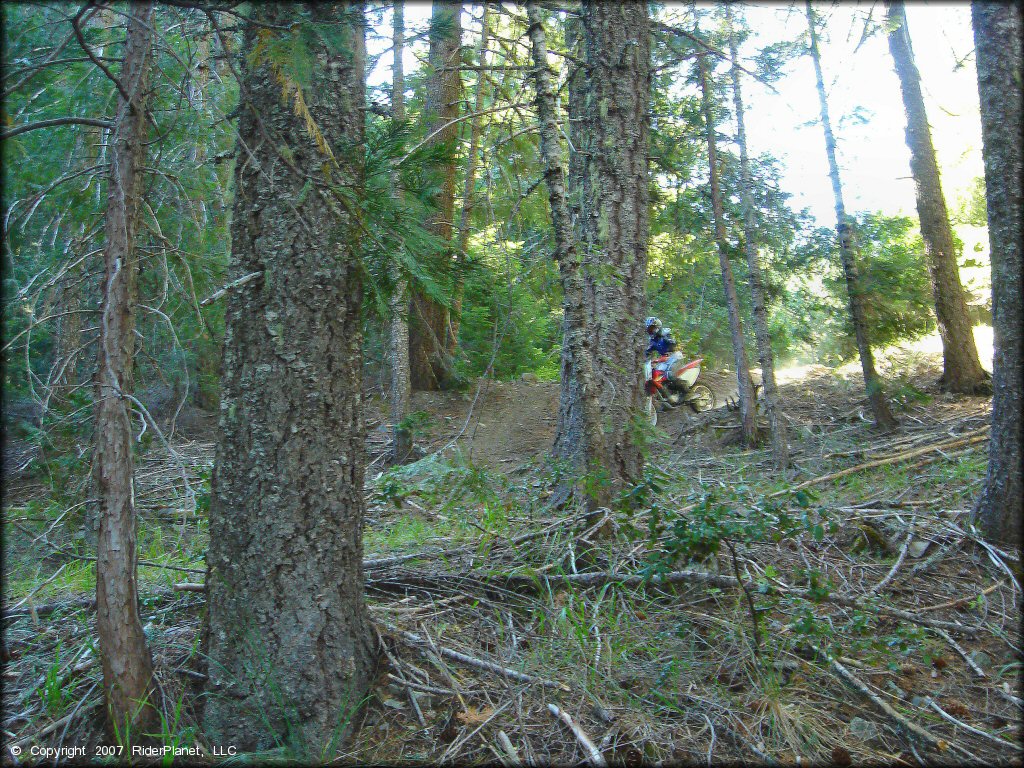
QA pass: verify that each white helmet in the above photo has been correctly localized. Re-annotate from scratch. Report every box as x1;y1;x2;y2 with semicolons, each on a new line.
645;316;662;334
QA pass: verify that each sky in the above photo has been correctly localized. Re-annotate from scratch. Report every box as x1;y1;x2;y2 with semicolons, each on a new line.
366;2;984;228
738;2;982;226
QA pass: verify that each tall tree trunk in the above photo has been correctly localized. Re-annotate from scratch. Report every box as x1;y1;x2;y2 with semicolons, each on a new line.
448;2;491;357
203;3;375;752
390;1;412;464
886;0;990;395
553;10;589;468
559;0;650;500
82;3;117;550
526;1;607;508
970;2;1022;550
410;0;461;390
698;51;759;449
726;8;788;467
806;1;897;430
93;0;156;737
189;32;211;227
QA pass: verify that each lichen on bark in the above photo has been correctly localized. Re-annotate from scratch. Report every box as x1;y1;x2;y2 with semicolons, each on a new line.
203;3;376;753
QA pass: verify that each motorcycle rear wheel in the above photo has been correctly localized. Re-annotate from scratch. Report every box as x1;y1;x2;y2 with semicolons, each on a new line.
688;384;715;413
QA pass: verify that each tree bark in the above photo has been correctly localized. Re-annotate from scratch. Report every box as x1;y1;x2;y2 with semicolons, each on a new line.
970;1;1022;550
449;2;491;357
526;1;607;508
409;0;461;390
726;8;788;467
203;3;375;752
93;0;156;737
553;11;589;468
698;51;759;450
806;1;897;430
561;0;651;499
886;0;990;395
390;1;412;464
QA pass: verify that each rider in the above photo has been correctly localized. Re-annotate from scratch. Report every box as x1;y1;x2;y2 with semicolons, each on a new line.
645;316;677;358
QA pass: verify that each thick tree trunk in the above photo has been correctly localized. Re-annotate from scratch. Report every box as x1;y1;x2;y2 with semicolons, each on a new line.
699;52;759;450
449;2;491;357
806;2;897;431
204;3;375;752
886;0;990;395
93;0;156;737
390;1;412;464
562;0;651;498
526;1;607;508
410;0;461;390
970;2;1022;550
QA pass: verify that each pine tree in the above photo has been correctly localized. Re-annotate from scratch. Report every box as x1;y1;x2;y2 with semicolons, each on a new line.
726;5;789;469
410;1;461;390
886;0;990;395
557;0;652;501
390;0;413;464
806;1;897;430
698;49;759;449
449;3;491;357
93;0;157;736
526;1;607;507
203;3;375;751
970;1;1022;549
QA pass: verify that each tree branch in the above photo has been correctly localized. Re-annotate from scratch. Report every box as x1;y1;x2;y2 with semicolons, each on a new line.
71;2;133;105
0;117;114;142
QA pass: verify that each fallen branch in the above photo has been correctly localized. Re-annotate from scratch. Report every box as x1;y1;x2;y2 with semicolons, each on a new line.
914;581;1003;614
774;432;989;496
6;563;69;612
374;626;427;728
364;513;587;570
143;563;981;637
815;647;967;759
486;568;979;634
868;521;914;595
932;628;986;679
3;586;185;620
924;696;1020;753
547;703;607;767
9;699;101;751
386;673;456;697
379;621;568;691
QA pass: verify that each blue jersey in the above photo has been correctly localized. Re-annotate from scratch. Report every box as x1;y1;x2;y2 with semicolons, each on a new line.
646;332;675;357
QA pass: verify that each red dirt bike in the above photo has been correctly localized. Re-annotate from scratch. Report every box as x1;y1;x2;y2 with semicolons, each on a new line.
643;352;716;425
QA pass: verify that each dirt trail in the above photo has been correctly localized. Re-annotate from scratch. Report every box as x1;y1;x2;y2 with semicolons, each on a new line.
366;354;986;470
404;378;559;468
376;369;739;469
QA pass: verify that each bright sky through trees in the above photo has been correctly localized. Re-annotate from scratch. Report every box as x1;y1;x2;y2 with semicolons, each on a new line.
367;2;981;228
740;2;981;225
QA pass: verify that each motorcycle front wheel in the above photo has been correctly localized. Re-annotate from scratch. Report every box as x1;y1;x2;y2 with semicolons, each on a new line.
645;396;658;426
688;384;715;413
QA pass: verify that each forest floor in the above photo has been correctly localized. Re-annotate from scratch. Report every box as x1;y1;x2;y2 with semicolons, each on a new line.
2;335;1022;766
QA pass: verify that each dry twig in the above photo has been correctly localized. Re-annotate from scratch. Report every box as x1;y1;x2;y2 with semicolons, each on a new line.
547;703;607;767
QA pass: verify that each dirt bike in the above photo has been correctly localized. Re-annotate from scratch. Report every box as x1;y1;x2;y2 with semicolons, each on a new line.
643;352;716;426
